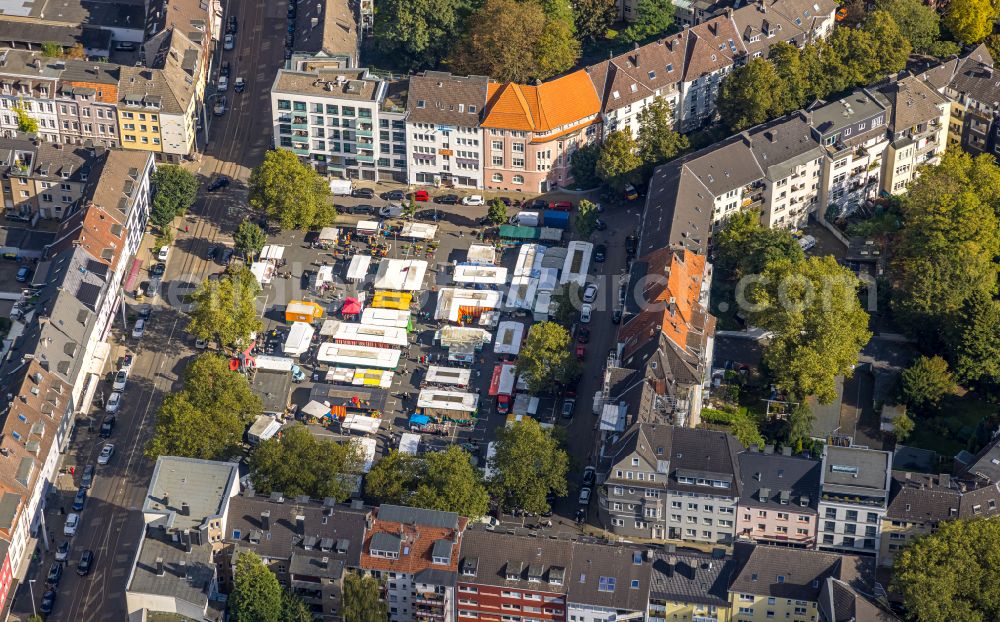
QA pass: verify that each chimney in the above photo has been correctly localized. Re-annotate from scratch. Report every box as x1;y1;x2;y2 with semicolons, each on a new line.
261;510;271;531
178;561;187;577
181;502;189;516
940;473;951;488
296;514;305;535
156;557;164;576
163;492;169;508
666;555;676;576
322;556;329;569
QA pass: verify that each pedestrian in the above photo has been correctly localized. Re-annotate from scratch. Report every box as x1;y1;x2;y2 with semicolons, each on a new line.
185;225;189;233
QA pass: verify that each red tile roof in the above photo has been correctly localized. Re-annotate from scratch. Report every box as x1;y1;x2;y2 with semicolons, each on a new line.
482;70;601;133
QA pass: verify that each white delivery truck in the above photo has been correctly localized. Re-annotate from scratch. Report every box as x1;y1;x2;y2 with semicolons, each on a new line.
509;211;540;227
329;179;353;196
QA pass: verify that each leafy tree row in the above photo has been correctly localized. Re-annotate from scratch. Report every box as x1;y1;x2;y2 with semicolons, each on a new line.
146;353;262;460
718;11;911;132
187;264;264;350
366;445;491;518
250;425;362;502
150;165;199;229
248;149;335;230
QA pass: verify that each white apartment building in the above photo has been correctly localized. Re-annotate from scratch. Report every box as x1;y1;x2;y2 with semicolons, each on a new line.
876;75;950;196
816;446;891;557
271;67;408;182
405;72;488;189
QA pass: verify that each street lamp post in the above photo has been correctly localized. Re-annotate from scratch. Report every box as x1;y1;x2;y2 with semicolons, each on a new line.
28;578;37;618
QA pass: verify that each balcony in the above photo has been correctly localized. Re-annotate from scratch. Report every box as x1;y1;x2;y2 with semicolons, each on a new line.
356;128;373;137
355;154;375;163
290;134;309;143
292;146;309;156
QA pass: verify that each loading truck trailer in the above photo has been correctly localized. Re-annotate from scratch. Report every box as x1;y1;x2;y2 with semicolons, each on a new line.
508;210;570;229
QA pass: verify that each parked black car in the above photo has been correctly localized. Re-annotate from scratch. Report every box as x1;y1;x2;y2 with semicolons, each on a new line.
351;204;375;215
351;187;375;199
207;176;230;191
99;415;115;438
40;590;56;614
435;194;459;205
77;550;94;576
46;562;63;587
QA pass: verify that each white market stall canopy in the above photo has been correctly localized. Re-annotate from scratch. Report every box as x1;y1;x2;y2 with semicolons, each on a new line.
494;321;525;355
346;255;372;282
325;367;393;388
537;267;559;292
425;365;472;387
374;259;428;291
513;244;545;278
399;222;438;240
398;432;421;455
505;274;538;310
284;322;315;356
435;325;493;348
302;400;331;418
352;437;378;472
315;265;335;288
317;343;401;368
417;389;479;413
253;355;295;372
318;227;339;243
561;240;594;287
259;245;285;261
434;288;503;322
331;322;409;348
250;261;275;285
361;307;411;329
453;264;508;286
342;414;382;435
466;244;496;265
356;220;380;235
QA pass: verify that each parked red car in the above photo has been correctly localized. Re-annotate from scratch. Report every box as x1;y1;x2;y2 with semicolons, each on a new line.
413;190;430;202
549;200;573;211
575;343;586;359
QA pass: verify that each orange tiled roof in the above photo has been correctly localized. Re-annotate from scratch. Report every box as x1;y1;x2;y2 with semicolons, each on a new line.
360;516;468;574
482;70;601;132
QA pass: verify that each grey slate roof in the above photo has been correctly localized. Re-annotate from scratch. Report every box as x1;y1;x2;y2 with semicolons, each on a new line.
877;75;948;132
669;426;744;497
568;543;651;612
406;72;488;127
292;0;359;60
738;450;822;512
225;494;367;566
458;530;573;593
957;434;1000;484
370;531;402;554
819;577;899;622
730;542;873;601
822;446;890;497
127;533;217;617
377;504;460;530
648;549;731;606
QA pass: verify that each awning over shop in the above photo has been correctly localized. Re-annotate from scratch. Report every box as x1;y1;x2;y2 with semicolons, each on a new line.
341;298;362;315
123;258;143;292
302;400;330;418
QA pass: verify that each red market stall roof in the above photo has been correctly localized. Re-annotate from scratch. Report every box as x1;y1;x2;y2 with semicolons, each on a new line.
342;297;362;315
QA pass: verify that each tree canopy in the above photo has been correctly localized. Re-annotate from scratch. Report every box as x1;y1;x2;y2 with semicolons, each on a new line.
372;0;466;69
569;143;601;189
365;447;490;518
234;220;267;260
747;256;872;403
718;58;788;132
249;425;361;501
450;0;579;82
573;0;617;42
187;265;263;350
621;0;675;42
487;198;508;226
342;573;388;622
943;0;998;44
875;0;941;52
636;96;688;167
248;149;335;229
950;291;1000;387
596;130;641;192
901;355;954;412
574;199;599;238
150;165;198;229
230;552;283;622
893;518;1000;622
488;418;569;514
516;321;577;393
712;210;804;281
146;353;262;460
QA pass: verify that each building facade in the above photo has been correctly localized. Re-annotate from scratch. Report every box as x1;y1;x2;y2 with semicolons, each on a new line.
271;67;407;182
0;136;96;221
481;70;601;193
876;76;950;196
736;448;821;547
405;72;488;189
816;446;891;557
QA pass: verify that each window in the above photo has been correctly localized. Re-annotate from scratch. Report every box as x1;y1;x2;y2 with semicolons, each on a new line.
630;579;640;589
597;576;616;592
492;173;503;182
512;142;525;153
492;155;503;166
512;175;524;184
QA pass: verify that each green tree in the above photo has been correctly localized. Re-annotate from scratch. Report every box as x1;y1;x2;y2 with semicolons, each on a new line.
747;256;872;403
373;0;465;69
574;199;600;238
892;411;915;442
536;17;580;79
950;291;1000;386
636;96;688;167
718;58;787;132
596;130;641;192
928;39;962;58
549;287;576;327
187;265;264;350
403;198;418;220
621;0;674;42
943;0;998;44
249;425;361;500
234;220;267;260
249;149;335;229
365;450;420;505
863;10;912;79
230;552;283;622
787;402;815;445
12;105;38;134
40;42;62;57
281;591;314;622
824;27;875;92
150;165;198;229
342;573;388;622
516;321;576;393
146;354;262;460
487;198;508;226
410;446;490;519
489;418;569;514
731;414;765;448
573;0;617;42
892;518;1000;622
901;355;955;412
713;210;803;281
569;143;601;188
891;151;1000;344
875;0;941;52
769;42;811;112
